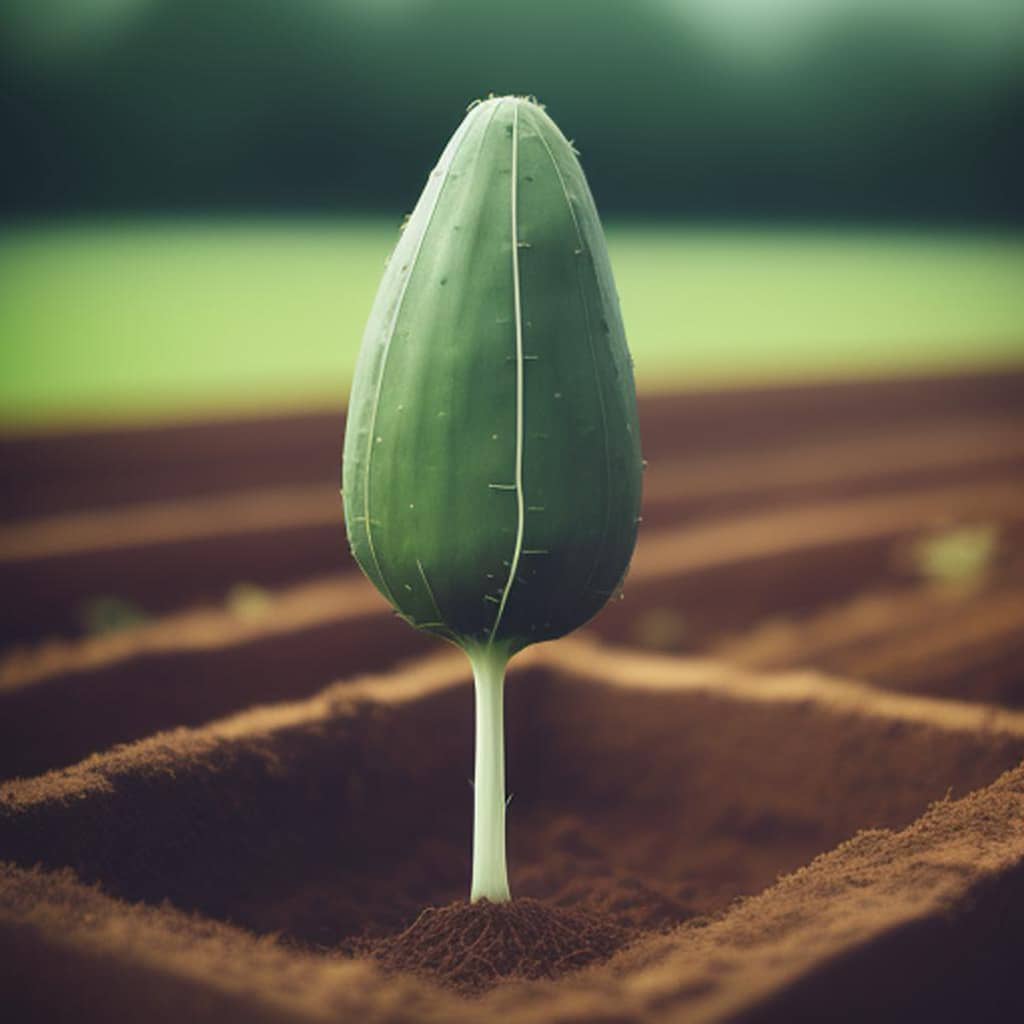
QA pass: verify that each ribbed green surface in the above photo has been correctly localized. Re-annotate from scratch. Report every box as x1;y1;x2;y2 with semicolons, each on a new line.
343;96;642;653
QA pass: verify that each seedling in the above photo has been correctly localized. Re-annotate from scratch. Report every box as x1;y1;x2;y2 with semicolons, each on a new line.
343;96;643;902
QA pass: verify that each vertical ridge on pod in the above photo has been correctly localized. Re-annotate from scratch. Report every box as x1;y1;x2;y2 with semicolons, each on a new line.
353;106;486;612
489;99;526;646
525;104;612;600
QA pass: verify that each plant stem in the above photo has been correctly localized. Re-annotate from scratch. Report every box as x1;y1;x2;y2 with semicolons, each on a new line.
466;643;511;903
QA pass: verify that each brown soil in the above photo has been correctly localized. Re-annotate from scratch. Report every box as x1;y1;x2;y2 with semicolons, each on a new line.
2;369;1024;1020
3;370;1024;649
1;649;1023;1020
364;898;632;993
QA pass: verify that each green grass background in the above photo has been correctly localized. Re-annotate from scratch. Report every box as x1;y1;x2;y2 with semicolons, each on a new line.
2;219;1022;427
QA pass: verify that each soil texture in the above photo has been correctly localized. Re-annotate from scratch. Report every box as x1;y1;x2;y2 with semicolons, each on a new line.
2;369;1024;1021
365;898;632;993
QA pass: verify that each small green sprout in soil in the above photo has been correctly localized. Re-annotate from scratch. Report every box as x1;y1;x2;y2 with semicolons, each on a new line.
225;582;274;620
78;595;149;635
910;523;1000;586
343;95;643;905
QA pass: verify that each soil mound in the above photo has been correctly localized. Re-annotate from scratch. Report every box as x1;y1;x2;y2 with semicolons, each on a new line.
367;898;632;993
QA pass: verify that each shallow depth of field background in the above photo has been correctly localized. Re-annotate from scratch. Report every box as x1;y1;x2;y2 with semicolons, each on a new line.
2;0;1023;426
3;9;1024;1005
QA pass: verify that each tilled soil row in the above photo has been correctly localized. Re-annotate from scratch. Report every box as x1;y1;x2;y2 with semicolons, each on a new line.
3;412;1023;646
3;371;1024;1019
4;370;1020;522
2;640;1023;1020
3;480;1023;780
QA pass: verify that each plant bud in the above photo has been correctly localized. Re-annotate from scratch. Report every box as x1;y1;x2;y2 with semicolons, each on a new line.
343;96;643;653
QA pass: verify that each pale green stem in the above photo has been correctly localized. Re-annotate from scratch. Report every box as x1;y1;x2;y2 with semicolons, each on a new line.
466;643;511;903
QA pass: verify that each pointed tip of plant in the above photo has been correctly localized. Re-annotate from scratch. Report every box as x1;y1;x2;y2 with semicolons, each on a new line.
467;94;546;114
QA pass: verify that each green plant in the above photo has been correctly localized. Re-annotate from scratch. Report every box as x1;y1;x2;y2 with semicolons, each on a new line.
343;95;643;902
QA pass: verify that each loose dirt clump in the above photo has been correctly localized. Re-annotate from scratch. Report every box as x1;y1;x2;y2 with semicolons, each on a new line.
365;898;632;993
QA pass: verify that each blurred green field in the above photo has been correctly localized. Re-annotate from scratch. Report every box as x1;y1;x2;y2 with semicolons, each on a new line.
1;219;1022;427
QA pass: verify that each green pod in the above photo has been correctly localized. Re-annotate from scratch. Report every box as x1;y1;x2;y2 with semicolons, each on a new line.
342;95;642;656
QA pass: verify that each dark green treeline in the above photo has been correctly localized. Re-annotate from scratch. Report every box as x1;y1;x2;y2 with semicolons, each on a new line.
3;0;1022;222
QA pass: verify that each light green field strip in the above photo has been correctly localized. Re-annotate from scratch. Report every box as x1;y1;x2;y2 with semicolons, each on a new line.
1;219;1022;427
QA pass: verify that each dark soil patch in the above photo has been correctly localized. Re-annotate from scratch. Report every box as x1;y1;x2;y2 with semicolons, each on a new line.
364;898;632;993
